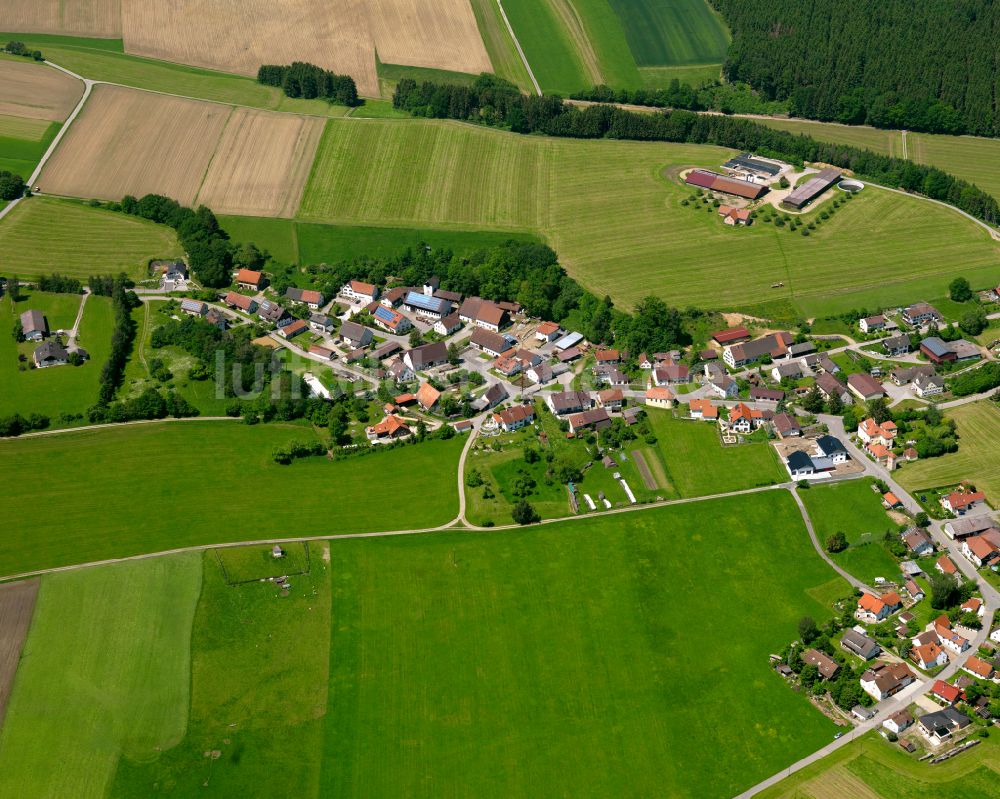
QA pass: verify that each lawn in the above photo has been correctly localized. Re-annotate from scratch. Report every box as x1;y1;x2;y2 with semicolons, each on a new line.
0;422;464;576
467;0;535;92
298;117;1000;314
0;290;112;419
319;491;845;798
0;555;201;799
897;400;1000;506
0;198;181;280
607;0;730;67
0;115;59;179
111;549;332;797
758;731;1000;798
645;410;786;496
798;479;902;584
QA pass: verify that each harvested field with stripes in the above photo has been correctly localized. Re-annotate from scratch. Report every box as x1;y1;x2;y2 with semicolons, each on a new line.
0;0;121;37
0;59;83;121
118;0;490;97
194;107;324;217
37;84;230;203
37;85;324;215
0;579;38;727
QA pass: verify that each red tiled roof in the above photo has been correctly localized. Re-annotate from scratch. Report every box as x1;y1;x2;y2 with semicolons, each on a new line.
236;268;263;286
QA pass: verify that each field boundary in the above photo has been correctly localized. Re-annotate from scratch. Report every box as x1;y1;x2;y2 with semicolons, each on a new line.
0;578;40;728
495;0;541;94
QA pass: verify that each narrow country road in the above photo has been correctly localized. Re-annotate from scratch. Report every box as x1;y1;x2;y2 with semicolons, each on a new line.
790;488;873;593
495;0;542;96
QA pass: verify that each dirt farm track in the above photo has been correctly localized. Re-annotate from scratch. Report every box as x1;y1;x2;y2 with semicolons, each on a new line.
1;0;493;98
37;84;325;217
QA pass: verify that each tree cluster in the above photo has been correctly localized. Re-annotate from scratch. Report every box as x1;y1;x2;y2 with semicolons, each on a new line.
711;0;1000;136
0;171;26;201
257;63;359;106
3;41;43;61
949;363;1000;397
392;76;999;225
117;194;234;287
272;439;326;465
0;412;49;437
35;273;83;294
88;387;198;424
93;278;140;408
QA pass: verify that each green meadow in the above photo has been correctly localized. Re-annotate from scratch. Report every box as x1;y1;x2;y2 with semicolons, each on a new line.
0;491;846;798
607;0;730;67
0;555;201;799
0;422;464;576
0;290;112;419
0;115;59;179
299;118;1000;314
501;0;595;94
0;198;181;280
798;479;902;584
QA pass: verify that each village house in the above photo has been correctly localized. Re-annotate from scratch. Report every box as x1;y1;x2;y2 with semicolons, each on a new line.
902;302;942;327
459;297;508;332
813;435;848;464
597;388;624;410
380;286;408;308
728;403;772;434
936;555;959;575
722;331;795;368
859;314;887;334
814;373;850;405
403;291;452;320
858;418;897;450
434;312;462;336
547;390;592;416
235;268;265;291
415;381;441;411
882;333;911;356
567;407;612;435
749;387;783;403
472;383;507;412
942;489;986;517
841;628;881;660
372;341;401;361
650;364;690;386
204;308;227;330
802;649;840;680
595;365;629;387
284;287;324;310
494;347;541;377
962;533;1000;567
912;371;945;397
278;319;308;339
856;591;900;623
705;375;738;398
535;321;561;343
469;327;514;358
366;414;410;442
770;362;802;382
179;298;206;317
32;340;68;368
387;358;415;384
19;309;48;341
404;341;449;373
902;529;934;557
257;300;289;327
644;386;675;409
773;412;801;438
930;679;964;705
339;320;373;349
861;661;915;701
919;707;971;742
717;204;752;225
688;398;719;421
493;403;535;432
340;280;379;304
911;640;948;670
961;597;985;617
962;655;994;680
935;617;971;654
224;291;258;314
372;304;412;334
847;373;886;402
920;336;956;364
883;709;914;735
309;344;335;361
595;348;622;366
309;313;335;334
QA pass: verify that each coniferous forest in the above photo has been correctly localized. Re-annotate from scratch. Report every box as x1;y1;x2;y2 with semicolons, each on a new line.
711;0;1000;136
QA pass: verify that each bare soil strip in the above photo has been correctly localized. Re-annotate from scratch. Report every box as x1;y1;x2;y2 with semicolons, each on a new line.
631;449;659;490
0;60;84;122
0;579;40;727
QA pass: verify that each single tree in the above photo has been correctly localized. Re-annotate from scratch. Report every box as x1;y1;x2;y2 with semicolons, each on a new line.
512;500;540;525
949;276;973;302
798;615;820;644
826;531;848;553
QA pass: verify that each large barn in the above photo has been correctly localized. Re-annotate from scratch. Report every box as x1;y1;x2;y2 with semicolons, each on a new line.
684;169;767;200
783;168;842;210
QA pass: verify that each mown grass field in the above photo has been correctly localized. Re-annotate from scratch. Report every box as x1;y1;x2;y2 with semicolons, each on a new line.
111;549;332;796
0;555;201;799
646;410;786;495
0;291;112;418
501;0;595;94
897;400;1000;506
607;0;730;67
299;118;1000;314
758;731;1000;798
0;422;463;576
467;0;535;92
320;492;843;797
798;479;901;584
0;115;59;178
0;198;181;279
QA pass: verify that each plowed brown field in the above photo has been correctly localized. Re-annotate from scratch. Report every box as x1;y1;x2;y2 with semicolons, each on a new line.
367;0;491;74
0;579;39;727
195;107;325;217
0;0;121;37
37;84;231;204
0;60;84;121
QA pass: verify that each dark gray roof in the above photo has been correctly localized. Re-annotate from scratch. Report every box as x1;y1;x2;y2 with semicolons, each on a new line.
921;337;950;358
786;451;814;471
841;628;879;656
919;707;971;732
815;435;846;456
723;153;782;176
34;340;67;361
20;309;46;333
